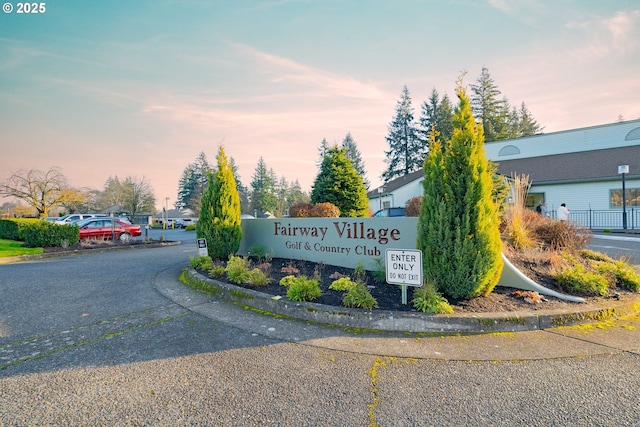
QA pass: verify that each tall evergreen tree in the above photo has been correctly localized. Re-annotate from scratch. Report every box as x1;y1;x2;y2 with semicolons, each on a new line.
287;179;310;207
518;102;543;136
196;146;241;260
250;157;278;215
382;86;423;182
470;67;508;142
317;138;330;166
311;146;369;217
341;132;370;189
229;157;250;214
418;88;455;149
275;176;289;217
176;152;211;211
417;80;503;299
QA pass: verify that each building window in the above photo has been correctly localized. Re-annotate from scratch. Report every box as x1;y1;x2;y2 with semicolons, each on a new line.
610;188;640;207
498;145;520;156
625;127;640;141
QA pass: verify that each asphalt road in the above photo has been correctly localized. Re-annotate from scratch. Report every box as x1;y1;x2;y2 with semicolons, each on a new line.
0;231;639;426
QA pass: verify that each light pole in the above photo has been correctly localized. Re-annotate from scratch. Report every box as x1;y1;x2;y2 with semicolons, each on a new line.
165;197;170;229
618;165;629;229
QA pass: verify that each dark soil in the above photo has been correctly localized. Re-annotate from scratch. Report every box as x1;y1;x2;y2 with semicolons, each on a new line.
196;257;638;314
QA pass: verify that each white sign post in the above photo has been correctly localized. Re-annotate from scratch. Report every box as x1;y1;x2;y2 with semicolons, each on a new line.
197;238;208;257
385;249;423;305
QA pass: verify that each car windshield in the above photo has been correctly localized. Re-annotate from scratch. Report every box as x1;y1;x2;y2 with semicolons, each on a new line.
74;218;96;227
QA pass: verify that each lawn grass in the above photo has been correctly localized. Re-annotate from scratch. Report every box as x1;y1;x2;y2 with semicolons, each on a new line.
0;239;42;257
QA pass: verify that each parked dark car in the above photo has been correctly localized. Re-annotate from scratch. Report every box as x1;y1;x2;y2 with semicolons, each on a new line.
75;218;141;242
373;207;405;217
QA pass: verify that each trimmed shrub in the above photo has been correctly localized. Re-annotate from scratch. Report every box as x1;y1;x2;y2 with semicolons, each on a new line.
286;276;321;302
208;264;225;278
244;268;271;286
197;146;242;260
22;221;79;248
248;244;273;261
225;255;250;284
342;283;378;309
279;275;298;287
289;203;314;218
329;277;358;292
190;255;213;270
412;283;454;314
417;85;503;299
0;218;40;241
309;202;340;218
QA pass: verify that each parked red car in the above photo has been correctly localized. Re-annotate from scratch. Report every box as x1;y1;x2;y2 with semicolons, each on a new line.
75;218;141;243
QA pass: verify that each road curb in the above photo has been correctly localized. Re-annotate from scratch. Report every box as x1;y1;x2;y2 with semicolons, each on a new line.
185;268;640;333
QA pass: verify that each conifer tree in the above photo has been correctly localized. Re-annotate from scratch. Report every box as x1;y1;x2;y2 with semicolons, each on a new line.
197;146;242;260
341;132;370;189
311;146;369;217
176;152;211;211
418;88;454;150
250;157;277;215
518;102;543;136
382;86;423;182
417;81;503;299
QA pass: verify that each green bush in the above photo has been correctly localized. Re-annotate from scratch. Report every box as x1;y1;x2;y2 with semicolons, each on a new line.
22;221;79;248
208;264;225;278
553;263;608;296
248;244;273;261
412;284;454;314
185;224;196;231
286;276;321;302
580;249;614;263
597;261;640;292
190;255;213;270
0;218;40;241
342;283;378;310
371;258;386;284
245;268;271;286
225;255;250;284
329;277;358;292
279;275;297;287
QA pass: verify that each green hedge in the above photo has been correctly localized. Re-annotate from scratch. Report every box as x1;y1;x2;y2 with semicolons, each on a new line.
0;218;41;240
22;221;79;248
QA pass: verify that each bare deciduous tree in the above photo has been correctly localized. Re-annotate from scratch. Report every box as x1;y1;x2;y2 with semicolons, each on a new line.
0;167;79;217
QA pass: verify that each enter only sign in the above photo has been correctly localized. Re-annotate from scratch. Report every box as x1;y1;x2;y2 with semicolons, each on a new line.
385;249;423;287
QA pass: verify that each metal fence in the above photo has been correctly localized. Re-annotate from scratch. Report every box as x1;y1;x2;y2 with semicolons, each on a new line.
549;208;640;230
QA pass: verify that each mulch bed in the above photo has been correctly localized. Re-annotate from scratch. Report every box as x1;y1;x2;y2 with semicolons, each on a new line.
195;257;635;314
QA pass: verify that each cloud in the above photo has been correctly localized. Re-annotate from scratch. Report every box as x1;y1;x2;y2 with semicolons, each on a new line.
565;9;640;58
230;42;395;101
